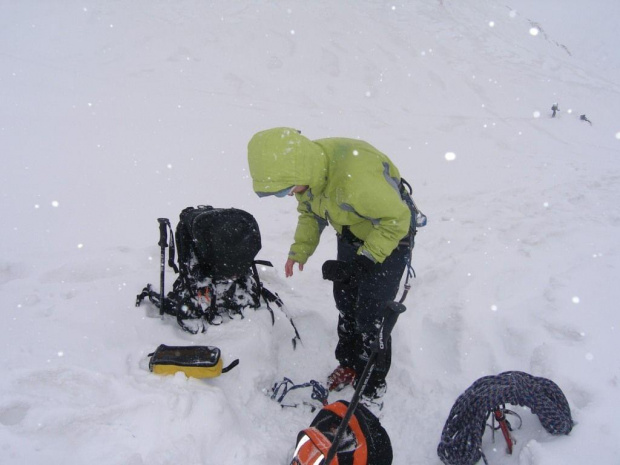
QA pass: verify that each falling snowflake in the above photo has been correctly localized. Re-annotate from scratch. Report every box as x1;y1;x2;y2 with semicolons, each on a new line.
529;27;539;36
445;152;456;161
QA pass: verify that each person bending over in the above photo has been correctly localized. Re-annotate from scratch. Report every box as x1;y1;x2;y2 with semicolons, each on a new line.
247;127;413;400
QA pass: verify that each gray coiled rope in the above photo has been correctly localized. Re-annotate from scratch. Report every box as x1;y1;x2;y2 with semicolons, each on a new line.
437;371;573;465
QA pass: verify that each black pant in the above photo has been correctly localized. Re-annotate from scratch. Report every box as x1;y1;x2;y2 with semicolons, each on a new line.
332;233;409;394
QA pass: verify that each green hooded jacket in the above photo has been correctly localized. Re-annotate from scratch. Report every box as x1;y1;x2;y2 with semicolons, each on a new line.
247;127;411;264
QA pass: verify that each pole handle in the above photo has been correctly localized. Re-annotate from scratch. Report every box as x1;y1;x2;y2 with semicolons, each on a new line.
157;218;169;248
157;218;170;318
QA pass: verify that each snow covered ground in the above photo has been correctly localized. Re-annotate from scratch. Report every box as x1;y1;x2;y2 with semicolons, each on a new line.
1;1;619;464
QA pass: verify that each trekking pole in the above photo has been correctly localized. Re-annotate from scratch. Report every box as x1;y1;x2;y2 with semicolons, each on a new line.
323;301;406;465
157;218;170;318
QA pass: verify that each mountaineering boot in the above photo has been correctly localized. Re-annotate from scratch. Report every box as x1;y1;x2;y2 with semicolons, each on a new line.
327;366;357;391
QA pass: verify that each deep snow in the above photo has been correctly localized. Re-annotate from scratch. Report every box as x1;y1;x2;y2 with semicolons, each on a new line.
1;1;619;464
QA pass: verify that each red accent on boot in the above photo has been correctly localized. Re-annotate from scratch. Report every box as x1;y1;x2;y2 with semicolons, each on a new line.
327;366;357;391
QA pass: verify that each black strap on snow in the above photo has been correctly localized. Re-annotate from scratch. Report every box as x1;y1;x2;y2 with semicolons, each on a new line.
222;359;240;373
251;262;275;324
252;262;302;349
437;371;573;465
135;284;155;308
137;262;302;345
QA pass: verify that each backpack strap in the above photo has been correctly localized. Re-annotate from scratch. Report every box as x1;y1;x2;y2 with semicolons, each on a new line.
251;262;275;323
135;283;177;315
324;402;368;464
398;177;427;303
252;262;302;349
400;177;427;232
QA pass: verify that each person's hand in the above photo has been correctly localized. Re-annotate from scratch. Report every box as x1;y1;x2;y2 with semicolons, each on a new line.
285;258;304;277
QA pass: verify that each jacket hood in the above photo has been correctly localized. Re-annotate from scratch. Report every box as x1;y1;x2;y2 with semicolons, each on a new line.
247;127;327;196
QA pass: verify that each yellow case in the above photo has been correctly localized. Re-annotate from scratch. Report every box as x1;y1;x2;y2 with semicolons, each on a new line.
149;345;223;379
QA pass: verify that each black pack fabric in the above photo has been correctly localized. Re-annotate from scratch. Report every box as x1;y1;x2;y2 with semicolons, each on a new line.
292;400;392;465
176;206;262;280
136;205;302;341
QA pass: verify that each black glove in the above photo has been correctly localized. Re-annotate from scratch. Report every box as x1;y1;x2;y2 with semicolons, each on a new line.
322;255;374;284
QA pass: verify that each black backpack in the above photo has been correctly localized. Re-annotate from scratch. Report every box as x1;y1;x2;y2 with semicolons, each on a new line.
175;206;262;280
137;205;300;342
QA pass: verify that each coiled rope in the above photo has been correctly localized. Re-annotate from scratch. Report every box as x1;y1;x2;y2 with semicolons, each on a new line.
437;371;573;465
